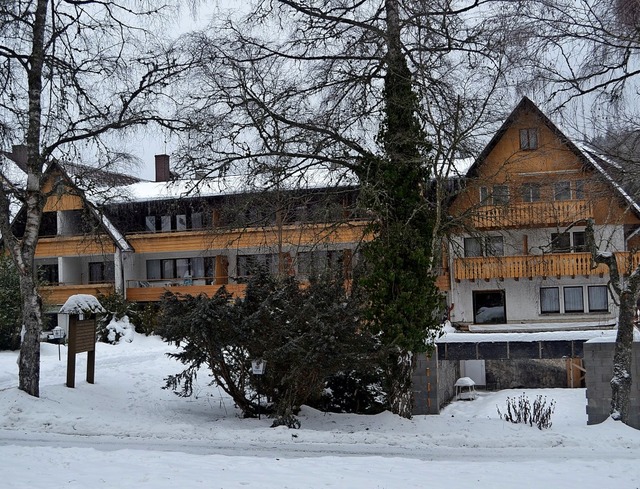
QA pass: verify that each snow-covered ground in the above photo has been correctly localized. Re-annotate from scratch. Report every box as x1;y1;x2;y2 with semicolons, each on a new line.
1;334;639;488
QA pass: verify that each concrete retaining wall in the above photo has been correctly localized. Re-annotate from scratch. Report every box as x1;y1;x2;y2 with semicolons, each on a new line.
583;340;640;429
412;348;459;415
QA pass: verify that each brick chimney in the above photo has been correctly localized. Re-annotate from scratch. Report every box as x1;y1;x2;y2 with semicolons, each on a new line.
155;154;170;182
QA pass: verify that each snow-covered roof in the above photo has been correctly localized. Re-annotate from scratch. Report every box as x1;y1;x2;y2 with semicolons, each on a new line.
59;294;106;315
89;167;359;205
578;143;640;217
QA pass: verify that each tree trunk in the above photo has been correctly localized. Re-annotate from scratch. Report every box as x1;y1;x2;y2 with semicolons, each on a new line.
610;290;636;423
18;273;43;397
387;350;414;418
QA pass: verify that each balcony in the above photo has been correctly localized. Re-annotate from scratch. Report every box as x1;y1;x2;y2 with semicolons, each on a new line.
126;279;246;302
36;235;115;257
454;252;640;282
471;200;592;229
39;283;116;306
126;221;369;254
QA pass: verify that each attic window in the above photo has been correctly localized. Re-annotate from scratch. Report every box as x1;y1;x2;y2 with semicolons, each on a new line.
519;128;538;150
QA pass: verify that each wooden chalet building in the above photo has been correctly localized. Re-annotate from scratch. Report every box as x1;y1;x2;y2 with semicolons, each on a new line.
445;97;640;330
2;148;366;330
3;97;640;334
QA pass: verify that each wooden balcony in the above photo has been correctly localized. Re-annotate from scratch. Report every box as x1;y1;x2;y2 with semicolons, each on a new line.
127;221;369;254
126;282;247;302
471;200;592;229
39;283;115;306
36;235;115;257
454;252;640;282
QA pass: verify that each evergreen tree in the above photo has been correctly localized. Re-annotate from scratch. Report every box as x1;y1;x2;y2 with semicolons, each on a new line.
0;255;22;351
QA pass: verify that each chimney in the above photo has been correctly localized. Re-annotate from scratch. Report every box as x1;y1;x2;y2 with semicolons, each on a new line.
155;154;170;182
10;144;28;172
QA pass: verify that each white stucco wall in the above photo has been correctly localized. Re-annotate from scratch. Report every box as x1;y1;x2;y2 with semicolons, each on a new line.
448;224;623;325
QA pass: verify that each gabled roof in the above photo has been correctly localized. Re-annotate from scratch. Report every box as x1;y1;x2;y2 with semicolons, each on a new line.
4;155;135;253
464;97;640;219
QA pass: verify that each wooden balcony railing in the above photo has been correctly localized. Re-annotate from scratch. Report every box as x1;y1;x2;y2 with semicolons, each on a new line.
39;283;115;306
127;221;369;254
126;282;247;302
36;235;115;257
454;252;640;282
471;200;592;229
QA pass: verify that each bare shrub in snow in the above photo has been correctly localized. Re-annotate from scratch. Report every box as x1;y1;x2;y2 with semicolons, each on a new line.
497;393;556;430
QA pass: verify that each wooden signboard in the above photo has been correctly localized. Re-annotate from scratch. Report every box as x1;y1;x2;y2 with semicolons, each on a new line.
66;316;96;388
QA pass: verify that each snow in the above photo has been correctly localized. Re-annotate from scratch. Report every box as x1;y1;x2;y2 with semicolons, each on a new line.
1;333;640;488
89;166;358;205
59;294;105;315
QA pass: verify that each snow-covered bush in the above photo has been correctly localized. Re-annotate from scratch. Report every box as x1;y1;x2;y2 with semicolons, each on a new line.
497;393;556;429
96;292;139;343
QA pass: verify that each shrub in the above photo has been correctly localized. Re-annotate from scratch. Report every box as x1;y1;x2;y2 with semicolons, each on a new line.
497;393;556;429
311;369;386;415
0;255;21;350
96;292;140;343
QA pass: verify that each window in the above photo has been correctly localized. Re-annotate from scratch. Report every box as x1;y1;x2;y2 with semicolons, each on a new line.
520;128;538;150
40;212;58;236
492;185;509;205
473;290;506;324
588;286;608;312
146;260;161;280
479;185;509;205
162;259;176;279
464;237;483;257
297;250;342;277
145;216;156;232
38;264;59;285
551;233;571;252
479;186;490;204
575;180;585;199
88;261;114;283
541;285;606;314
486;236;504;257
573;232;587;252
564;286;584;313
540;287;560;313
520;182;541;203
147;257;211;281
176;214;187;231
464;236;504;257
551;231;586;253
161;216;172;232
237;254;278;278
554;181;571;201
191;212;203;229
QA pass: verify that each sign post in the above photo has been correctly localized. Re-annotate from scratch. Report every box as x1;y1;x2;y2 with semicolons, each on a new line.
59;294;105;389
251;359;266;420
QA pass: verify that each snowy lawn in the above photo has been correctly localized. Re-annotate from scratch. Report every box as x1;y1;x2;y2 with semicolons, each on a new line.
1;334;639;488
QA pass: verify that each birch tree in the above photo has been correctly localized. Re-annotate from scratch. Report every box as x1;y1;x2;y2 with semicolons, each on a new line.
0;0;193;397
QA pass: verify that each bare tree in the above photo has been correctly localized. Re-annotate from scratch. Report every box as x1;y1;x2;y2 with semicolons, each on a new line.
0;0;194;397
173;0;517;417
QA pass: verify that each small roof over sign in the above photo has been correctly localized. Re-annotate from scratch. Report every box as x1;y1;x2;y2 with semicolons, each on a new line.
59;294;105;315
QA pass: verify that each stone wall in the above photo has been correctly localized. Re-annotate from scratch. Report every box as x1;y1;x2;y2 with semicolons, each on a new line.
583;340;640;429
485;359;568;390
412;348;459;415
